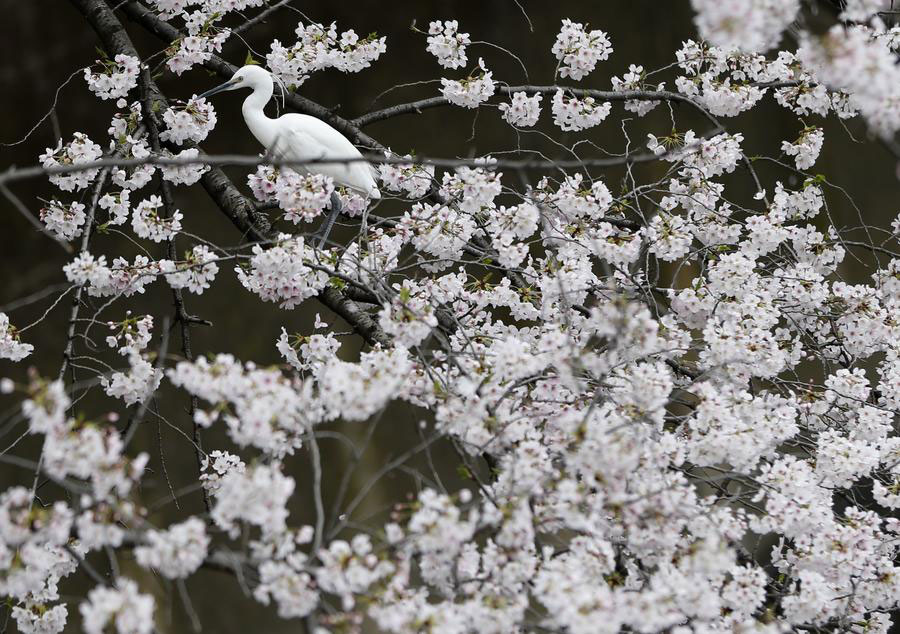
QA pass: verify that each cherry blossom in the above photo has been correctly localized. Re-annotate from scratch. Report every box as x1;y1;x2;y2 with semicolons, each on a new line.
162;244;220;294
159;96;217;145
147;0;192;19
63;253;160;298
84;53;140;101
611;64;665;115
199;450;245;494
168;352;316;454
551;19;613;80
135;518;209;579
235;234;330;308
551;89;611;131
499;91;542;127
249;166;335;223
80;579;155;634
105;314;154;356
799;25;900;136
0;313;33;361
159;147;209;185
39;133;103;192
38;200;85;242
426;20;471;70
378;153;435;198
254;560;319;618
99;189;130;225
441;58;496;108
841;0;890;22
267;21;386;87
102;353;162;405
131;195;183;242
210;463;295;538
11;603;68;634
782;126;824;170
106;102;157;190
690;0;800;52
165;14;230;76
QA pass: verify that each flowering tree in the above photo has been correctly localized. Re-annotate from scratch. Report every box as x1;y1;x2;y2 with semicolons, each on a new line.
4;0;900;632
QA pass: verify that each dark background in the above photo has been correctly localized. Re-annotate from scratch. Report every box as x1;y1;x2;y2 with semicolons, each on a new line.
1;1;898;631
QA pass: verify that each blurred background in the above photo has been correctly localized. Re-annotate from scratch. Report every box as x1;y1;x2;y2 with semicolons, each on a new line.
2;1;898;631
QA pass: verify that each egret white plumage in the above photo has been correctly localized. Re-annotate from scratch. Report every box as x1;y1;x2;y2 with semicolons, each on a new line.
198;65;380;242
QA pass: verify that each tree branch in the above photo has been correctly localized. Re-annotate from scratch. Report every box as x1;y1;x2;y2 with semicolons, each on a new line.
354;85;724;129
0;151;674;186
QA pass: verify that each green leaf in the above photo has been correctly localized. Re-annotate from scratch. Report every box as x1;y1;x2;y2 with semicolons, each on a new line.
244;51;259;66
803;174;826;188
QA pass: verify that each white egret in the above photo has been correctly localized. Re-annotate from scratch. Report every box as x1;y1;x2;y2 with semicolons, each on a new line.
198;65;380;242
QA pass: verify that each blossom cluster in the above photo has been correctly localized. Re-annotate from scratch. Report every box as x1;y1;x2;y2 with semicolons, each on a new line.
690;0;800;52
134;518;209;579
80;579;155;634
499;91;542;127
686;1;900;136
0;312;32;361
159;4;240;75
378;154;435;199
426;20;471;69
39;132;103;192
39;200;86;241
159;147;209;185
267;21;386;88
610;64;665;116
551;19;613;80
551;89;611;131
84;54;140;100
799;25;900;136
166;30;230;75
99;190;130;225
781;126;824;170
235;234;330;308
168;352;316;454
131;195;183;242
107;104;157;190
162;244;219;294
248;165;336;224
159;96;217;145
440;58;496;108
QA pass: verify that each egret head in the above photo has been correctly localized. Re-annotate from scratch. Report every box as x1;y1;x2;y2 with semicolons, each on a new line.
198;65;272;99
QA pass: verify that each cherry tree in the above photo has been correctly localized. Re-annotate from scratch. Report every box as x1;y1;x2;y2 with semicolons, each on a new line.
3;1;900;632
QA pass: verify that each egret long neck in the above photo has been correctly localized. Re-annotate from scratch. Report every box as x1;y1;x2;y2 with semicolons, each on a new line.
241;82;275;147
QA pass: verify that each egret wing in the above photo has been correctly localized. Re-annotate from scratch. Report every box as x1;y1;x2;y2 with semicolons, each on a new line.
278;114;379;196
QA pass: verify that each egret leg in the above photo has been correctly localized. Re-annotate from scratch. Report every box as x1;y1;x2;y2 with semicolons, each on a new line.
316;192;343;248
